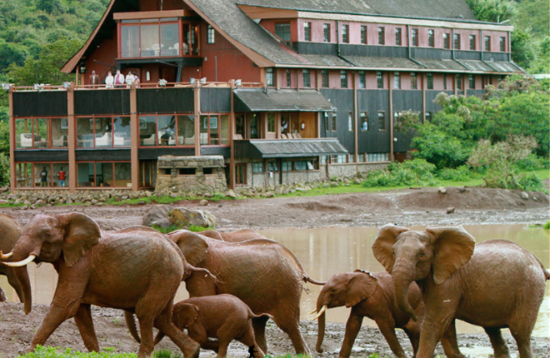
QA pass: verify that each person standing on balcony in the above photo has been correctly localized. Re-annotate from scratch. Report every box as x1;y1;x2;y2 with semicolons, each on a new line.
114;69;125;88
125;71;135;88
134;72;140;88
57;167;66;187
105;71;114;89
89;71;99;88
40;167;48;187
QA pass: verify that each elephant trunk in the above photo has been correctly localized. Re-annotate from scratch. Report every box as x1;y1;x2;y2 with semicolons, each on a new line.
7;238;38;315
316;307;327;353
392;260;418;322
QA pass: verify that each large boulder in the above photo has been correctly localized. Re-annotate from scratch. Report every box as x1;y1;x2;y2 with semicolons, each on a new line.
170;207;216;228
142;205;174;227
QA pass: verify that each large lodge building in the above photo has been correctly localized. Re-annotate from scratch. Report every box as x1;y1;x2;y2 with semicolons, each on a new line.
7;0;521;192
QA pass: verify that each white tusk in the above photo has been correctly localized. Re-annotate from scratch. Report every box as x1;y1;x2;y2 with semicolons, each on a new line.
309;309;318;315
3;255;36;267
312;305;327;320
0;251;13;259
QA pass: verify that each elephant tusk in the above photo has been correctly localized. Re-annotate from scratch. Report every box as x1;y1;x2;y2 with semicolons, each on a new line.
312;305;327;320
310;309;318;315
0;251;13;259
3;255;36;267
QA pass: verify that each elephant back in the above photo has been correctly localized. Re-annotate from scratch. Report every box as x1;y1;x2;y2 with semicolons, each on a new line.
0;214;21;253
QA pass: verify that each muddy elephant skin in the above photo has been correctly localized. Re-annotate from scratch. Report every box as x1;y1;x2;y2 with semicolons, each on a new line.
200;229;267;242
168;230;324;356
155;294;270;358
0;213;200;358
314;270;423;358
373;224;550;358
0;214;26;305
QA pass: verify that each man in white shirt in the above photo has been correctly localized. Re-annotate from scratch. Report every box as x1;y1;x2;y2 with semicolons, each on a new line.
105;71;114;88
125;72;135;88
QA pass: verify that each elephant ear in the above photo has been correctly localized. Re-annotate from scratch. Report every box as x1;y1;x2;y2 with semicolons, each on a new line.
200;230;224;241
175;303;200;328
58;213;101;268
426;226;476;285
169;230;208;266
345;272;378;307
372;224;409;273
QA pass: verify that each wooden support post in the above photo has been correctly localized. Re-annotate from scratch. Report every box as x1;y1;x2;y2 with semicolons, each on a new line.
454;74;458;96
130;85;139;191
316;112;321;139
389;72;394;162
194;82;201;156
229;80;236;189
276;112;281;139
67;84;77;193
8;89;15;192
262;112;268;139
353;71;358;165
422;73;427;123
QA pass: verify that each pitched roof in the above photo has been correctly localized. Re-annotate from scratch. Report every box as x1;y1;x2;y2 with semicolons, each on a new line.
235;0;477;21
234;89;336;112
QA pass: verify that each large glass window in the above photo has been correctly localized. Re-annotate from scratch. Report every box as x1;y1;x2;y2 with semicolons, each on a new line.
15;162;68;188
16;117;68;149
249;113;259;139
207;25;215;44
140;161;156;188
485;36;491;51
428;30;435;47
443;33;450;49
139;114;194;147
427;73;434;89
500;36;506;52
393;72;401;89
469;75;475;89
360;112;368;131
377;72;383;89
198;114;229;145
454;34;461;50
77;162;131;188
361;26;367;44
77;116;130;148
119;18;196;58
275;23;291;41
266;68;274;86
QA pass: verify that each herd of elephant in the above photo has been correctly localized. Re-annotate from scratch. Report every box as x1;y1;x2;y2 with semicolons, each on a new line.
0;212;548;358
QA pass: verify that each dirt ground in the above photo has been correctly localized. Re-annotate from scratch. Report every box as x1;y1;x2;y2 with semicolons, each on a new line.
0;186;548;357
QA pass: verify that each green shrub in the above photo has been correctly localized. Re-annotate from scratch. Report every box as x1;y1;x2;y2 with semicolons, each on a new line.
483;171;543;192
515;154;549;171
437;166;472;181
150;224;182;234
188;225;215;232
363;159;438;187
544;221;550;230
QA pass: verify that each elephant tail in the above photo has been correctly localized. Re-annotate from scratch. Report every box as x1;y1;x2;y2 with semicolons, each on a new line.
304;276;326;286
125;311;141;344
184;263;217;281
249;310;274;320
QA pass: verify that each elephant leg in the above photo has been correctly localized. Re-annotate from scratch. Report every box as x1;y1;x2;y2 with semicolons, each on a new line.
6;269;24;303
272;314;311;356
215;339;231;358
0;286;6;302
153;303;200;358
30;302;82;350
74;304;99;352
252;316;269;354
484;327;511;358
338;312;363;358
508;323;535;358
440;320;466;358
375;318;407;358
403;325;420;358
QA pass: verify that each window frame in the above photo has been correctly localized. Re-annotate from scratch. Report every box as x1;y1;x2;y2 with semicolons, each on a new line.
304;22;312;42
376;71;384;89
499;36;506;52
15;162;70;189
443;33;450;49
207;25;215;44
410;72;418;90
286;69;291;87
428;29;435;47
266;68;274;86
378;111;386;131
395;28;402;46
358;71;366;89
342;24;349;43
453;33;460;50
137;114;194;148
360;112;369;131
275;22;291;42
468;74;475;89
443;74;447;90
348;112;354;132
469;34;476;50
76;161;132;189
393;72;401;89
427;73;434;90
378;27;385;45
302;69;311;88
340;70;348;88
360;25;367;44
456;74;462;90
76;115;132;149
412;28;419;46
331;112;337;132
484;36;491;51
323;23;331;42
15;116;69;150
321;70;329;88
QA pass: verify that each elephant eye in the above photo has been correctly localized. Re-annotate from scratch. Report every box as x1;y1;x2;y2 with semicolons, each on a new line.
419;252;425;258
392;251;396;256
45;233;51;239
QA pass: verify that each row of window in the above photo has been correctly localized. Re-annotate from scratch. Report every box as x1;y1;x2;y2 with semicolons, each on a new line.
15;162;131;189
320;153;390;164
251;159;318;173
15;114;231;149
292;22;506;51
267;69;500;90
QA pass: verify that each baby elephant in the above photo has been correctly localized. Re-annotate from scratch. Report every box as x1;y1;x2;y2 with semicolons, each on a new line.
313;270;424;358
155;294;270;358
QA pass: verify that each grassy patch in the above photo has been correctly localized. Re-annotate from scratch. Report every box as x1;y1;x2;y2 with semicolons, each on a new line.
544;221;550;230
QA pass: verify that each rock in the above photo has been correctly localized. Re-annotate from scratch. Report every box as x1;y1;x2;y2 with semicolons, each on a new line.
152;218;172;230
533;196;538;202
137;201;146;205
199;199;209;206
114;196;121;202
0;199;7;205
170;208;216;228
142;205;174;227
265;192;274;198
0;187;8;193
409;187;421;190
35;200;45;207
446;207;455;214
438;187;447;194
225;189;238;199
330;182;339;187
458;187;467;193
520;192;529;200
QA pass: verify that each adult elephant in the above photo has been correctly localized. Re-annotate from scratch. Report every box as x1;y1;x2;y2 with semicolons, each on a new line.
142;230;322;356
0;214;27;305
373;224;550;358
0;213;200;358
